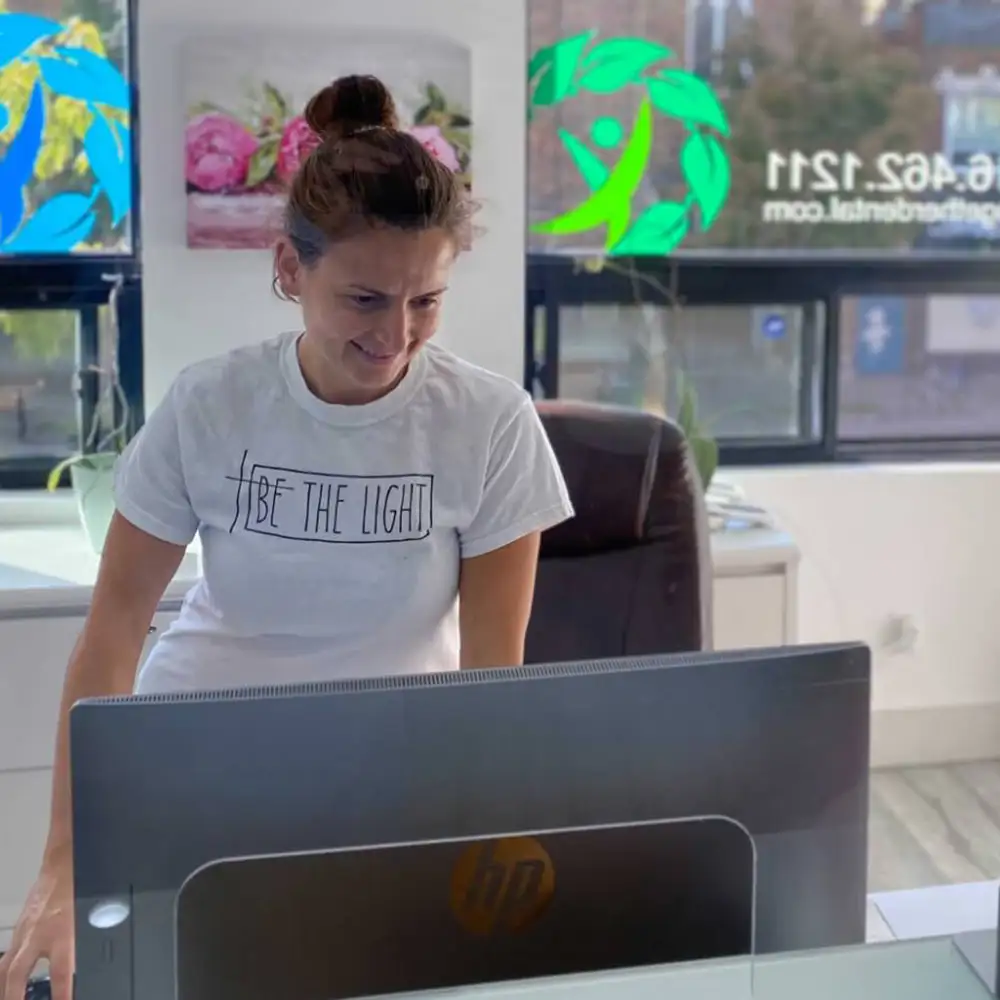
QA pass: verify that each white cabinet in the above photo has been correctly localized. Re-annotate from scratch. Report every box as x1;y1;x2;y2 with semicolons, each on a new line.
0;603;181;949
709;529;799;650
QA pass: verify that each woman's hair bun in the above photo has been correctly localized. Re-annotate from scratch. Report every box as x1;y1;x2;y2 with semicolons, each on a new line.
304;74;399;140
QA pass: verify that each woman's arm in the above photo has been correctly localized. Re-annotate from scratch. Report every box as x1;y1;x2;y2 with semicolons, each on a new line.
0;513;187;1000
43;512;187;863
458;531;541;670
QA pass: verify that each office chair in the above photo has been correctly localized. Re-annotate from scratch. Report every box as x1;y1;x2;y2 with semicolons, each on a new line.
526;400;713;662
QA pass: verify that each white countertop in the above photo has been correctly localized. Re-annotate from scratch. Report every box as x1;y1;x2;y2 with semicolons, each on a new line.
0;493;797;615
0;494;200;615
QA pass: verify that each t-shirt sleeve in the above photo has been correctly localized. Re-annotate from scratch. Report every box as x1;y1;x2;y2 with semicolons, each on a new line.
459;396;574;559
113;380;200;546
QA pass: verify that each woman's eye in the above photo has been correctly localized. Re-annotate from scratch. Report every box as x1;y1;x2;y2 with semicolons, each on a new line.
413;297;439;310
351;295;378;307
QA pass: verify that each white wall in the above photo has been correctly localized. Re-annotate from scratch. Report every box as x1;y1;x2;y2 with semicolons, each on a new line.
138;0;527;407
727;464;1000;765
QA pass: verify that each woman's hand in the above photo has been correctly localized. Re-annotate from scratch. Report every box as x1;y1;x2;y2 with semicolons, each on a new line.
0;859;75;1000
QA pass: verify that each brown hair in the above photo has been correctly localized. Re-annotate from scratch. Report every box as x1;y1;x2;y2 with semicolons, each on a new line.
282;74;473;267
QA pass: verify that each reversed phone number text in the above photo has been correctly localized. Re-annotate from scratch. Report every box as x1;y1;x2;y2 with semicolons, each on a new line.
766;151;1000;196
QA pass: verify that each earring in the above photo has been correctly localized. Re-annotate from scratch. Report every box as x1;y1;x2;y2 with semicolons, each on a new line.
272;273;298;303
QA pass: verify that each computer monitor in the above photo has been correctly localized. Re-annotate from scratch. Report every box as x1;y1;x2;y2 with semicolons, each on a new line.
69;643;871;1000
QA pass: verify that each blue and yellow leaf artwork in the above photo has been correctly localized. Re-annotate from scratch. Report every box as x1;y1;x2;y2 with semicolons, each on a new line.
39;46;130;110
0;13;58;72
3;190;96;252
0;78;45;242
0;11;133;254
83;109;130;225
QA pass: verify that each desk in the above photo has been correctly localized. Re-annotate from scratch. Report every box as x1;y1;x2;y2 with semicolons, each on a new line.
0;523;798;948
390;938;991;1000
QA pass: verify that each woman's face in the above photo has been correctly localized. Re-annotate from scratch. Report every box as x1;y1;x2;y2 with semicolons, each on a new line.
275;226;456;404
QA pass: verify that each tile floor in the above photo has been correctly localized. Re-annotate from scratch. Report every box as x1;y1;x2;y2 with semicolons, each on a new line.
870;761;1000;893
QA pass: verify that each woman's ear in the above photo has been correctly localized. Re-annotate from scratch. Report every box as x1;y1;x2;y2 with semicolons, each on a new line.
273;237;303;300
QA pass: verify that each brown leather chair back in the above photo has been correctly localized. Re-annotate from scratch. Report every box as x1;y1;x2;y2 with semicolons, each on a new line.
525;400;713;664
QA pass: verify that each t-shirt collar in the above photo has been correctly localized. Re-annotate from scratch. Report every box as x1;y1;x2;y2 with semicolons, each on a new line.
280;331;427;427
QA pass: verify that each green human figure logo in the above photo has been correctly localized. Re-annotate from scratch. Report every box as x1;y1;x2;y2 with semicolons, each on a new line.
528;33;732;255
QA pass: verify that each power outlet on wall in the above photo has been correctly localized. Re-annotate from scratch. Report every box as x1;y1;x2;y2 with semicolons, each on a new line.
878;614;919;655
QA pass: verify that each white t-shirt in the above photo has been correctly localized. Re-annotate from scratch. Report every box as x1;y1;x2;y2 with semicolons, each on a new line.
114;333;574;694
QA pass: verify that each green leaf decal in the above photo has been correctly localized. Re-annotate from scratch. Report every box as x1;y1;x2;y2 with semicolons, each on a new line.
680;132;730;228
578;37;675;93
558;128;609;191
528;31;595;109
610;200;689;256
245;136;279;188
647;69;731;135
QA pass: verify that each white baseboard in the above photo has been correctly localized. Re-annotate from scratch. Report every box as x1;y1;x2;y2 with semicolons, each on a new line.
872;703;1000;768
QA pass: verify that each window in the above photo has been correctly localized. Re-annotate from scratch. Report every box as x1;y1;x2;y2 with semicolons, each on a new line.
526;254;1000;464
0;0;140;490
0;308;82;466
535;300;822;442
526;0;1000;464
839;293;1000;443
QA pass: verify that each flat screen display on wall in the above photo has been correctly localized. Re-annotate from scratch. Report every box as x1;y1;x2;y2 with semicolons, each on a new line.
527;0;1000;258
0;2;132;256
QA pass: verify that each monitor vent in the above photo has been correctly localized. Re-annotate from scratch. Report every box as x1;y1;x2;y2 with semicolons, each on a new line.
78;643;856;708
83;653;693;706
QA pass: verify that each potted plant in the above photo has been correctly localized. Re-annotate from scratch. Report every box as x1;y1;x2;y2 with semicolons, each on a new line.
573;255;719;492
46;277;130;553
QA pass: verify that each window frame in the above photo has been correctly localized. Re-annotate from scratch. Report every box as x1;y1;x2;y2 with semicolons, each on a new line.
526;253;1000;466
0;0;143;492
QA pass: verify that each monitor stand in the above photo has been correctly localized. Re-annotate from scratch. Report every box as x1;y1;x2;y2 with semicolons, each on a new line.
174;818;756;1000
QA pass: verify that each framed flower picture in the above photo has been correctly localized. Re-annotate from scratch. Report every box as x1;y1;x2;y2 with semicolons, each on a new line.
182;29;472;250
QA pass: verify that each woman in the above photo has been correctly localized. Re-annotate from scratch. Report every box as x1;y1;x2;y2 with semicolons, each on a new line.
0;74;573;1000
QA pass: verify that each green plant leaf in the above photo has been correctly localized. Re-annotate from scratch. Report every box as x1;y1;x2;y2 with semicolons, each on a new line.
448;113;471;128
678;378;697;434
245;136;279;188
609;200;689;256
578;37;675;93
647;69;731;136
680;132;730;229
689;435;719;492
48;449;119;490
528;31;595;110
47;455;78;491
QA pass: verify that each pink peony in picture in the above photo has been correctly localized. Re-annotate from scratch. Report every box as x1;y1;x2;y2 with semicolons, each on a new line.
185;113;259;192
185;75;472;250
277;116;322;184
407;125;461;172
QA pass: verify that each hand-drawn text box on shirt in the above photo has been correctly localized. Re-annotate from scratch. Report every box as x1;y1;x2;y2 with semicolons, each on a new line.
235;464;434;544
